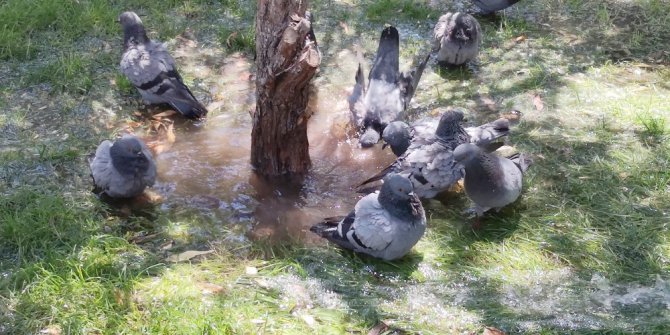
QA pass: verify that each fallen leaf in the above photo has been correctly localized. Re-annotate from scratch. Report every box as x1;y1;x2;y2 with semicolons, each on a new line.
226;31;239;48
199;282;225;295
483;326;506;335
133;111;143;117
167;250;214;263
152;110;177;118
254;278;272;289
125;120;142;129
514;35;526;43
246;266;258;275
165;123;176;143
207;100;225;112
368;322;389;335
479;95;498;111
500;109;523;123
39;325;61;335
114;288;125;305
339;21;349;34
532;93;544;111
159;240;174;251
128;233;160;244
299;313;317;327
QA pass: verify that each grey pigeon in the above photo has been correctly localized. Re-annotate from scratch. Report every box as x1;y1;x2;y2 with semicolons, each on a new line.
89;135;157;198
310;174;426;261
471;0;522;14
382;114;510;157
433;12;482;66
382;121;411;156
453;143;532;216
349;26;429;148
359;109;472;199
119;11;208;119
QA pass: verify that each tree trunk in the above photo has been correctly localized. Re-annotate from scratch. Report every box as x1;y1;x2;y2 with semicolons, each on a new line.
251;0;320;178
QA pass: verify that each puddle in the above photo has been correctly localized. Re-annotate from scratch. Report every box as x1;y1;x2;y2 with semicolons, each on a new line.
153;43;397;243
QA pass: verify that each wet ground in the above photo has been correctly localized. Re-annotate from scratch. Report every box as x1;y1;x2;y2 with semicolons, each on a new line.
2;0;669;333
148;46;398;245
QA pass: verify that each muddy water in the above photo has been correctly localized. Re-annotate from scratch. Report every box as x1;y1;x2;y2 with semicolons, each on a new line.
154;45;396;243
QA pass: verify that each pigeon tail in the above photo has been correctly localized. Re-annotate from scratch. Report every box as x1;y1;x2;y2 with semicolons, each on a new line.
348;63;366;121
508;152;533;173
369;26;400;83
357;163;397;189
170;99;208;119
360;127;381;147
310;217;358;251
400;53;431;109
471;0;522;14
480;141;505;153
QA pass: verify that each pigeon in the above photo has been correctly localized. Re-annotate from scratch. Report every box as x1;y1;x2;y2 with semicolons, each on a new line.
349;26;429;148
119;11;208;119
471;0;522;14
359;109;472;199
89;135;157;198
433;12;482;66
453;143;532;216
382;121;412;156
382;114;510;157
310;174;426;261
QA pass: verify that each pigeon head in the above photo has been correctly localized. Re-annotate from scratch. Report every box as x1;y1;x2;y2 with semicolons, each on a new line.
452;14;475;42
379;174;424;222
435;109;467;141
453;143;480;165
360;127;381;148
110;136;151;177
118;11;148;46
382;121;411;156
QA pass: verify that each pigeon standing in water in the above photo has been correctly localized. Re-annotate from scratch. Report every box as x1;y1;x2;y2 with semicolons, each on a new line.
349;26;429;148
471;0;522;14
433;12;482;66
453;143;532;216
310;174;426;261
359;109;473;198
382;116;510;157
89;135;157;198
119;11;208;119
382;121;412;157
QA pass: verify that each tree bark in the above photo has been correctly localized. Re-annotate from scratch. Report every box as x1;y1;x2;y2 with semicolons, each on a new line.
251;0;320;178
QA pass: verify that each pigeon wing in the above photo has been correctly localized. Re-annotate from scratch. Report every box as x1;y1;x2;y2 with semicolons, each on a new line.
139;139;157;187
121;42;207;118
89;140;115;192
349;194;394;251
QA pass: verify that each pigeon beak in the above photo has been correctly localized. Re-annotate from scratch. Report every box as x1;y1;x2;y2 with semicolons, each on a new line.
408;191;416;197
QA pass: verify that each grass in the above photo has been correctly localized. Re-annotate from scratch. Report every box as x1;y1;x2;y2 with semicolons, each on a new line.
1;0;670;334
218;26;256;55
364;0;439;23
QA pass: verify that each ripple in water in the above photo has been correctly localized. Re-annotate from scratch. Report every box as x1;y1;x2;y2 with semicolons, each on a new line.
154;49;396;243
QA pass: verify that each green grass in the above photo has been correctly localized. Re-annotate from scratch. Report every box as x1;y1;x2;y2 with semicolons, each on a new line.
218;26;255;54
1;0;670;333
26;53;94;93
364;0;439;23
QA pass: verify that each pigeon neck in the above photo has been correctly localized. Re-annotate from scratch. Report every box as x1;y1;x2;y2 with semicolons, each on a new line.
464;153;502;188
378;190;424;223
124;24;148;48
436;123;469;147
110;144;149;177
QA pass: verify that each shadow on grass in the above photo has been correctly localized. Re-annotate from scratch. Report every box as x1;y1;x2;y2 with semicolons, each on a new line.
0;189;167;333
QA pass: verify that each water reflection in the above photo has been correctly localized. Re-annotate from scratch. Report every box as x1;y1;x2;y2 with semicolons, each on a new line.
153;50;397;243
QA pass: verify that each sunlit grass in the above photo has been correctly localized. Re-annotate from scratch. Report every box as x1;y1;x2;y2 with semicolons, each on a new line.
1;0;670;333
